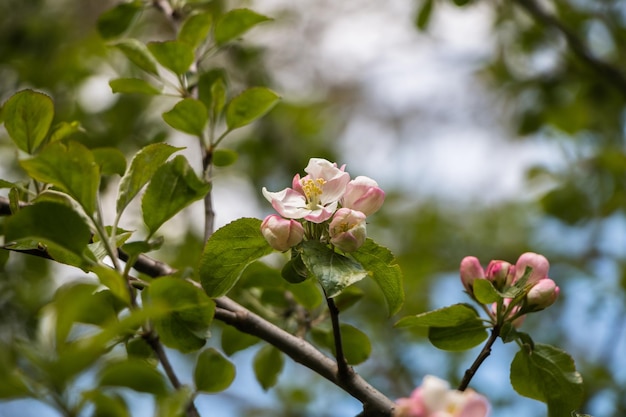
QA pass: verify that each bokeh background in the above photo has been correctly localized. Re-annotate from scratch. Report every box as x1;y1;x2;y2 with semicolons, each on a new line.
1;0;626;416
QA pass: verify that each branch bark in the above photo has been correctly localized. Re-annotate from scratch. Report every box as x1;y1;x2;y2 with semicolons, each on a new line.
0;196;395;417
512;0;626;98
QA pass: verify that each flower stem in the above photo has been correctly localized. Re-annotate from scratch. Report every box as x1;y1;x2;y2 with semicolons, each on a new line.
326;296;350;380
457;324;500;391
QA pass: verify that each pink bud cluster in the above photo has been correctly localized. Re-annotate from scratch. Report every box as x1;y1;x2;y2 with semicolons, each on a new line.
261;158;385;252
394;375;490;417
460;252;560;327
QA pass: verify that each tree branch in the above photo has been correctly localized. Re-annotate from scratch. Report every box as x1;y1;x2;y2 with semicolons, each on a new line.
457;325;500;392
0;196;395;416
512;0;626;98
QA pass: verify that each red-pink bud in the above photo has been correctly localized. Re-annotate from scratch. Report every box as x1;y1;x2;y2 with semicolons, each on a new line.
526;279;559;310
460;256;485;294
342;176;385;216
485;260;513;289
261;215;304;251
514;252;549;285
329;208;367;252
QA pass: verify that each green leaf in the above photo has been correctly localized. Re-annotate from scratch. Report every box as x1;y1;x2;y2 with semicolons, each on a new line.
428;319;488;351
162;98;208;136
198;69;228;116
194;348;236;393
199;218;274;297
212;148;238;167
147;277;216;353
215;8;271;45
117;143;182;214
333;324;371;365
49;121;83;143
473;279;501;304
253;345;283;390
351;238;404;316
415;0;434;31
92;147;127;176
287;279;323;309
3;202;93;267
0;179;17;189
221;324;260;356
226;87;280;130
147;40;194;75
97;1;142;39
109;78;161;95
92;265;130;304
157;387;193;417
3;89;54;154
83;391;130;417
511;343;584;416
112;39;159;76
142;155;210;236
301;240;367;298
99;359;168;395
395;303;481;328
20;141;100;214
178;12;213;48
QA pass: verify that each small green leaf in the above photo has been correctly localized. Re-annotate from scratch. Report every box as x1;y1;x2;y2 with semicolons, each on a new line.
3;202;93;267
109;78;161;95
428;320;488;351
199;218;274;297
117;143;182;214
198;69;228;116
112;39;159;75
92;265;130;304
148;277;216;353
415;0;434;31
287;279;323;309
194;348;236;393
162;98;208;136
0;179;17;189
179;12;213;48
511;343;584;416
221;324;260;356
99;359;168;395
212;148;238;167
253;345;283;390
92;147;127;176
20;141;100;214
147;40;195;75
142;155;210;236
226;87;280;130
3;89;54;154
351;239;404;316
157;387;193;417
215;8;271;45
49;121;83;143
473;279;501;304
395;303;480;328
337;324;371;365
281;253;309;284
83;391;130;417
301;240;367;298
97;1;142;39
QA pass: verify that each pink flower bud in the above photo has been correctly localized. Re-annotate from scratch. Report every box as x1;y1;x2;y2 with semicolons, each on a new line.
460;256;485;294
329;208;367;252
514;252;549;285
342;176;385;216
526;278;559;310
261;215;304;251
485;260;514;289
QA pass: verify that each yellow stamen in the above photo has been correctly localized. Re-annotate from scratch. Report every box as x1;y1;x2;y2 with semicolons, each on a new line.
301;178;326;207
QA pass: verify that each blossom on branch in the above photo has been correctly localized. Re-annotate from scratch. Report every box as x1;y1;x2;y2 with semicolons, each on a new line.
342;175;385;216
329;208;367;252
394;375;490;417
261;214;304;251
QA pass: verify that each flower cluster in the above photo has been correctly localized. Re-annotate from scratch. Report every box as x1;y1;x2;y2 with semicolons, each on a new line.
261;158;385;252
394;375;490;417
460;252;560;327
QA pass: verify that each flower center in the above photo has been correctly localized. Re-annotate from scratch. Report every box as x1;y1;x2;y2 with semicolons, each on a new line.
301;178;326;207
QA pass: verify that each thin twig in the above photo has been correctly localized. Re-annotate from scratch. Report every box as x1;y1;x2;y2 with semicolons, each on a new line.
457;325;500;392
512;0;626;98
326;296;351;380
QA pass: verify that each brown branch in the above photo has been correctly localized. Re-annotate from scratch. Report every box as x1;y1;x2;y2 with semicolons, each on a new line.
512;0;626;98
0;196;395;416
457;325;500;392
326;296;351;380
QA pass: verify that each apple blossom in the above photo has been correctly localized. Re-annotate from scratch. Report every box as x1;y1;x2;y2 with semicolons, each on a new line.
526;278;560;310
342;176;385;216
394;375;490;417
485;260;514;290
261;214;304;251
262;158;350;223
513;252;549;285
329;208;367;252
460;256;485;294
